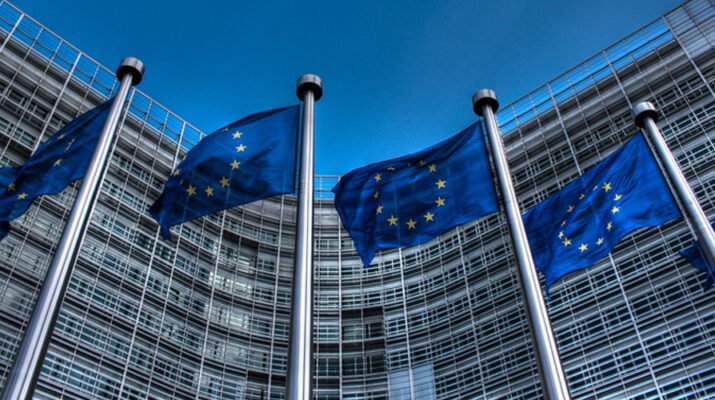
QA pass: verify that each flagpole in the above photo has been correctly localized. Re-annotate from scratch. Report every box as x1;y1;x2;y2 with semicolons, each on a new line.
633;102;715;275
473;89;571;400
1;57;143;400
287;74;322;400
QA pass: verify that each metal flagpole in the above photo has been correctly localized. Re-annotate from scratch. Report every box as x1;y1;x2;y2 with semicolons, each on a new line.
1;57;144;400
633;102;715;275
287;74;322;400
473;89;571;400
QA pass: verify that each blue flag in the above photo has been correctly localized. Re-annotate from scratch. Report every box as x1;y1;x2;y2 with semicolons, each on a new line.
679;223;715;290
149;105;300;239
0;167;16;238
333;123;498;266
0;167;16;190
0;99;114;240
523;132;682;294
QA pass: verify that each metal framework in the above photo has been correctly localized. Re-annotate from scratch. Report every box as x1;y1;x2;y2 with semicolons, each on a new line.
0;0;712;399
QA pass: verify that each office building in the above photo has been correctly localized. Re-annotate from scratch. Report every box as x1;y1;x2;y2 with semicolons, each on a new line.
0;0;713;398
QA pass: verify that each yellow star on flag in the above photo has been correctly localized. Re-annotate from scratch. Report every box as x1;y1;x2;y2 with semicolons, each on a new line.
53;158;62;167
419;160;427;166
232;131;242;139
374;173;382;182
17;192;28;199
428;163;437;173
567;205;574;213
562;238;572;246
607;221;613;231
611;206;620;214
435;197;445;207
387;215;398;226
65;139;75;151
614;194;622;201
596;238;604;246
579;193;585;200
221;127;229;132
558;231;564;239
231;160;240;170
602;182;612;192
424;212;434;222
435;179;446;189
406;219;417;229
373;190;380;199
220;177;230;188
205;186;214;197
579;243;588;252
173;169;181;176
7;183;15;191
186;185;197;196
236;144;247;152
376;205;383;214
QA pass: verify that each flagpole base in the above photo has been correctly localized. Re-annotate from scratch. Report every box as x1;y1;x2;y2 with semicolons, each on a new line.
472;89;499;116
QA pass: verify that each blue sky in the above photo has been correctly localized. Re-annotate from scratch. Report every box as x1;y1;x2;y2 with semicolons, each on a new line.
15;0;679;175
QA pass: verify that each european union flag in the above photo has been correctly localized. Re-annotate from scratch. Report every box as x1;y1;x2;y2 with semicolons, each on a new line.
149;105;299;239
679;223;715;290
523;132;682;294
0;167;18;237
333;123;498;266
0;167;16;190
0;99;114;240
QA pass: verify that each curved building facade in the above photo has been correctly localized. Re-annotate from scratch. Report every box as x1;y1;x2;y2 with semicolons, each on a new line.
0;0;713;399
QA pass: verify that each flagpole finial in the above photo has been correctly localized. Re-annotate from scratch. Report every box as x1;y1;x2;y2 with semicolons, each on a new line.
472;89;499;116
633;101;658;128
297;74;323;101
116;57;145;86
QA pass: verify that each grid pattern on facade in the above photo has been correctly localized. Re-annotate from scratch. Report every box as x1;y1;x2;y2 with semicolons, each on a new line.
0;0;712;399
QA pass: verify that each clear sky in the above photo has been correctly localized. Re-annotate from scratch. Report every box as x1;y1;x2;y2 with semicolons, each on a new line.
14;0;680;176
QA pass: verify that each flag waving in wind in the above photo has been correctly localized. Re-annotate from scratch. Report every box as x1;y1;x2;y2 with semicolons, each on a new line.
149;105;300;238
333;123;498;266
523;132;682;294
679;222;715;290
0;99;114;240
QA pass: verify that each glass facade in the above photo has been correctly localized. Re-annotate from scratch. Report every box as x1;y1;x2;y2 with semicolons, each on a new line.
0;0;713;398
